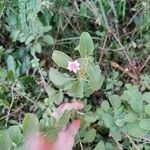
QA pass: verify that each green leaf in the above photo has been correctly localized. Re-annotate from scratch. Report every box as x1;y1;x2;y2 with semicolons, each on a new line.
83;128;96;143
55;89;63;105
0;84;7;93
25;35;36;45
21;55;30;75
46;87;63;105
0;68;7;81
102;113;114;128
43;35;54;45
0;1;4;14
115;106;123;116
46;127;59;142
115;119;126;127
56;110;71;130
0;130;12;150
7;70;15;81
94;141;105;150
49;68;71;87
87;65;103;91
33;42;41;53
105;142;116;150
109;94;121;110
23;113;39;137
110;129;121;141
40;26;52;33
121;87;143;114
78;32;94;57
126;121;148;137
84;112;98;123
143;92;150;103
124;113;138;122
0;98;10;107
65;80;84;98
145;105;150;116
80;4;88;17
7;55;15;73
139;118;150;130
8;126;23;145
101;101;110;112
52;50;72;68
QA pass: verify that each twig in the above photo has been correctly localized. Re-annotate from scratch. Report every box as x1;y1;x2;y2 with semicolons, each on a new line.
115;140;123;150
14;89;34;104
62;11;79;35
73;0;80;12
53;20;61;49
124;8;142;32
0;103;27;121
32;53;47;89
125;133;140;150
123;28;139;36
111;31;137;76
140;55;150;72
79;140;84;150
77;134;84;150
99;33;108;65
111;61;150;90
55;37;101;43
77;111;85;115
110;61;138;80
5;82;16;127
33;90;43;105
79;0;101;25
141;137;150;143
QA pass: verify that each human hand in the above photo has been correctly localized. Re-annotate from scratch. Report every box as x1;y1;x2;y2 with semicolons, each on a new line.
25;102;84;150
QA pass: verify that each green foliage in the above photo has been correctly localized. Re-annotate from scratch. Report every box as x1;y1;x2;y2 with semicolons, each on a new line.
83;128;97;143
46;86;63;105
0;130;12;150
56;110;71;130
7;55;16;74
0;0;150;149
5;0;53;53
87;64;103;92
94;141;105;150
22;113;39;137
145;105;150;116
49;68;71;88
0;110;72;148
52;50;72;69
78;32;94;57
8;126;23;146
126;121;148;137
99;84;150;140
140;74;150;90
139;119;150;130
105;71;123;91
101;100;110;112
49;32;104;100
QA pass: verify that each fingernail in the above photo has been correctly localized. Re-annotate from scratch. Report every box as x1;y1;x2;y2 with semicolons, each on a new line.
72;119;81;127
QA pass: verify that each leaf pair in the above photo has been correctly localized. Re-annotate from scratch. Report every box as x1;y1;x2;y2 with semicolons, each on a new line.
52;32;94;70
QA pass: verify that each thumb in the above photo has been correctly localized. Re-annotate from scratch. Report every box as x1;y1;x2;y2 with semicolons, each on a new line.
65;119;81;138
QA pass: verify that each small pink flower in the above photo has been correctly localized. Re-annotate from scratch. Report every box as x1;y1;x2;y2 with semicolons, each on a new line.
67;60;80;73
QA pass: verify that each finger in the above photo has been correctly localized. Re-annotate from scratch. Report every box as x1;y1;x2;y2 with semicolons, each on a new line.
52;102;84;119
70;101;84;111
65;119;81;138
59;102;84;112
25;135;53;150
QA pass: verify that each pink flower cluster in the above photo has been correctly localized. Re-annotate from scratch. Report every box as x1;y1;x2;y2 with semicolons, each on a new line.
67;60;80;73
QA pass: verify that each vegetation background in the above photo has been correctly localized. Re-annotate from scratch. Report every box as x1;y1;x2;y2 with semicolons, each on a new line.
0;0;150;149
